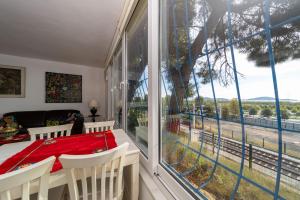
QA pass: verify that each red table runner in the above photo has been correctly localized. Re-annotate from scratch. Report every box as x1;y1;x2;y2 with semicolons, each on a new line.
0;131;117;174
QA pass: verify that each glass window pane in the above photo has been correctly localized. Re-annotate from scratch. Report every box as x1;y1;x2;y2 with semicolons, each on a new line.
160;0;300;199
111;46;122;128
232;36;278;194
272;22;300;200
126;1;148;155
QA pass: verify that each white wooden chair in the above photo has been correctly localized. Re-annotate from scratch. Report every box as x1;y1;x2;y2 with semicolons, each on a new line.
28;124;73;141
59;143;129;200
84;121;115;133
0;156;55;200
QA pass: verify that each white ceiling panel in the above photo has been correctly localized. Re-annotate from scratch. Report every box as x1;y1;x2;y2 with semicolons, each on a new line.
0;0;125;67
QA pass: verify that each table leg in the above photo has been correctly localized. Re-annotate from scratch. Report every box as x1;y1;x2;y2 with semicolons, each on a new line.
124;162;139;200
1;191;11;200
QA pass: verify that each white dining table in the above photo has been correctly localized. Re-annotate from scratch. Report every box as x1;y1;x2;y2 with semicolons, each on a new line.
0;129;140;200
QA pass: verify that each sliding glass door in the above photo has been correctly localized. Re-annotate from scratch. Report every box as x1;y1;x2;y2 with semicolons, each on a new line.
105;44;123;128
126;0;148;155
111;46;123;128
107;0;149;156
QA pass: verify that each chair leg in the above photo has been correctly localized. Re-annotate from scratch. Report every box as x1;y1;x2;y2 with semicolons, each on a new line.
66;169;79;200
39;174;50;200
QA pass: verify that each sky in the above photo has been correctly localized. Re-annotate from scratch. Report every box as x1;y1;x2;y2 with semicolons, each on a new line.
161;49;300;101
199;50;300;100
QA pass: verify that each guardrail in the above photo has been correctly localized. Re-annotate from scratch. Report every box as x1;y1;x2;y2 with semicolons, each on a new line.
180;112;300;133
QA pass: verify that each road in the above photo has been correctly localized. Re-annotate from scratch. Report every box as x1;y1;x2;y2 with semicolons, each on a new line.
190;118;300;156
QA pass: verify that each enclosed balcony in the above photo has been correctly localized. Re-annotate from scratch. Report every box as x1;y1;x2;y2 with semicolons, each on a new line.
0;0;300;200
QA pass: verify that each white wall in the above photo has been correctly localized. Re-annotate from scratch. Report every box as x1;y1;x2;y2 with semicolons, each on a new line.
0;54;106;118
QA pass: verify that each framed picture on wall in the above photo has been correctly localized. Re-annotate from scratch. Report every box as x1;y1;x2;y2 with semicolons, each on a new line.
0;65;26;98
45;72;82;103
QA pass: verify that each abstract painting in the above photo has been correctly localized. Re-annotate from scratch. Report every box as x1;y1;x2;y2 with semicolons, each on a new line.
46;72;82;103
0;65;25;98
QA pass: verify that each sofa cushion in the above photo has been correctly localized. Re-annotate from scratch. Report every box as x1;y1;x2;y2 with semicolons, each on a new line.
45;110;80;122
45;110;83;134
3;111;46;128
3;110;83;134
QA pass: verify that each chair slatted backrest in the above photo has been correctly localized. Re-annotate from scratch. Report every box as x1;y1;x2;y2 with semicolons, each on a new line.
84;121;115;133
28;124;73;141
0;156;55;200
59;143;129;200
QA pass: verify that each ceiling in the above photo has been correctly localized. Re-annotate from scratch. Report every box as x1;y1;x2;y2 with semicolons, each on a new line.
0;0;125;67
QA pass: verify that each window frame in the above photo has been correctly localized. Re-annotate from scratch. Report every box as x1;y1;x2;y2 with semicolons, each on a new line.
148;0;198;199
125;0;149;156
105;0;211;199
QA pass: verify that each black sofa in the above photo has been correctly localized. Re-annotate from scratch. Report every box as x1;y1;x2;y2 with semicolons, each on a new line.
3;109;83;134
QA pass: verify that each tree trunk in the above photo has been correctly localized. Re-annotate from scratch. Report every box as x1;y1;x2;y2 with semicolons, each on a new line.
169;3;227;114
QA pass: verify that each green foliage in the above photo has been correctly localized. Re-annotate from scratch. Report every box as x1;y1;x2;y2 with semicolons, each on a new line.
164;137;300;200
281;109;290;120
186;83;196;98
221;105;229;120
229;98;239;116
249;107;258;116
162;95;171;107
203;102;215;118
46;120;60;127
164;0;300;115
261;107;273;118
127;109;139;134
144;94;148;101
134;96;142;102
254;105;261;111
243;104;250;111
194;96;204;106
292;108;298;113
280;105;287;110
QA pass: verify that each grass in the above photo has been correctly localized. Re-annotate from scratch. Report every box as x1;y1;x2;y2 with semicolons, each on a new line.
161;132;300;200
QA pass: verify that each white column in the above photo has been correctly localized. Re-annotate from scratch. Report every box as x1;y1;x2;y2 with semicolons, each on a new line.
148;0;160;173
122;33;127;130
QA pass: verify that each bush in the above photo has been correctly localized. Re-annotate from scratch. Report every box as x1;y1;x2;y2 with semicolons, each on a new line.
221;105;229;120
292;108;298;113
261;107;273;118
243;104;250;111
249;107;258;116
229;99;239;116
127;109;139;134
203;103;214;118
281;109;290;120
